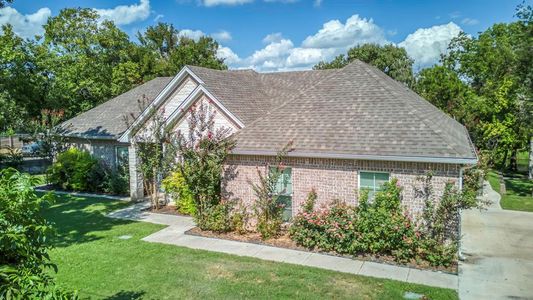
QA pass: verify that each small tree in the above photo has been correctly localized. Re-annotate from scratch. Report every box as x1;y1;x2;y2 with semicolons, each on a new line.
248;142;293;239
176;101;236;229
133;108;178;210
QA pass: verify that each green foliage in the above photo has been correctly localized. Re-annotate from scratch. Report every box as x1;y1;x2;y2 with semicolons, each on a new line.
162;170;196;215
314;43;415;86
47;148;127;195
290;200;357;254
48;148;101;192
440;15;532;167
249;142;293;240
302;189;317;214
0;147;23;169
353;180;417;261
0;168;76;299
30;109;69;161
176;102;236;230
291;177;482;267
199;201;234;233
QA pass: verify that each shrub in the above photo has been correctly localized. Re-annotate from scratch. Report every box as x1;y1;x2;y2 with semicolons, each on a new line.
47;148;127;195
352;180;417;261
249;142;293;240
103;168;130;196
47;148;103;192
162;170;196;215
0;168;77;299
290;200;357;254
231;201;250;234
198;201;234;232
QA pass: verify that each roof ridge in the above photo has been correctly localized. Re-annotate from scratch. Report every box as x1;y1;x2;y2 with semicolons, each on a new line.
357;61;468;157
236;66;344;133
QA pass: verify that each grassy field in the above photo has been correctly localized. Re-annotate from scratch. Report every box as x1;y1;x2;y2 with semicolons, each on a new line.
487;170;533;212
42;193;458;299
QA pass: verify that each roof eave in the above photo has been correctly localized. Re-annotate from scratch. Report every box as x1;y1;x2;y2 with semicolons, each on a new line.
231;149;478;165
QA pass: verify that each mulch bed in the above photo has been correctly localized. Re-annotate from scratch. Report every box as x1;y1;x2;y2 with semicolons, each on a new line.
142;205;191;217
186;227;458;274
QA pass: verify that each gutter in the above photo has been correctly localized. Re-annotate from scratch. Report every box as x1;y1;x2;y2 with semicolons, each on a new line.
232;149;478;165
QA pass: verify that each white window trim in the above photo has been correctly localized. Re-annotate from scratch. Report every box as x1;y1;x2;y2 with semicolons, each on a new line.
115;146;129;168
269;165;294;220
357;170;391;193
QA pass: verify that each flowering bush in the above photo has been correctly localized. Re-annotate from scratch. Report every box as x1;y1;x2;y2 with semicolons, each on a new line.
352;180;417;261
290;199;356;254
290;179;457;265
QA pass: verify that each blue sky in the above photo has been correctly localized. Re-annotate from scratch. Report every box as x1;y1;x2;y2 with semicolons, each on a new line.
1;0;523;71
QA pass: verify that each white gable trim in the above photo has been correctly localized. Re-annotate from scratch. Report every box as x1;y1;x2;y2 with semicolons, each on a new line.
165;85;245;130
118;66;204;143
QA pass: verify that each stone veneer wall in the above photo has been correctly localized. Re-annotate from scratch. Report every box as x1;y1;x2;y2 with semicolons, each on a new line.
223;155;462;217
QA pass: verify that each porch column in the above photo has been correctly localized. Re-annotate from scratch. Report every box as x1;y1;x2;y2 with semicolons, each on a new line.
129;143;144;200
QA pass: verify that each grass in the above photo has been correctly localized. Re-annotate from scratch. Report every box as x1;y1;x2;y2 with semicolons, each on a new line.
42;194;458;299
487;170;533;212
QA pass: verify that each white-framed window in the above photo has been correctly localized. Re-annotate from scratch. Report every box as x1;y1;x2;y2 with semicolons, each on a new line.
269;166;293;222
358;171;390;199
115;146;129;174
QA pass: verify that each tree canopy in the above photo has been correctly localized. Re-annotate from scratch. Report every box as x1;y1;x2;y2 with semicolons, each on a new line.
0;8;227;131
314;43;415;87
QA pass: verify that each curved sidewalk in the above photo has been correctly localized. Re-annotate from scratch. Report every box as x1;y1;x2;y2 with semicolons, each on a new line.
108;202;458;290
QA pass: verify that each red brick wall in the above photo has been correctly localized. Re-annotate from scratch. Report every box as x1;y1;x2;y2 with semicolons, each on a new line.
223;155;461;217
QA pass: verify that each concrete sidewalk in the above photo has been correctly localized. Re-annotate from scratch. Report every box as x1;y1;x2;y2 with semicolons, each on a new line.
109;203;458;290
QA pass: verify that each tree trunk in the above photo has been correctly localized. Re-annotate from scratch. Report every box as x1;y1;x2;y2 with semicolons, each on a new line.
502;149;509;172
529;136;533;179
510;149;518;172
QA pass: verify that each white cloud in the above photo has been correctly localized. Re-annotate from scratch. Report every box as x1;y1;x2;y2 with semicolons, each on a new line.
262;32;283;44
313;0;322;7
461;18;479;25
301;14;387;49
212;30;232;42
201;0;253;7
95;0;151;25
0;6;51;39
217;46;241;64
154;14;164;22
399;22;462;67
179;29;205;40
250;38;294;65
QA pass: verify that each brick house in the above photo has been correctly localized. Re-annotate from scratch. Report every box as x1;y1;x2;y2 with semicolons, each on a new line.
59;60;477;218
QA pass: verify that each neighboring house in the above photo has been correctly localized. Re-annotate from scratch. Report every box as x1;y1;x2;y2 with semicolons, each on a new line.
59;60;477;218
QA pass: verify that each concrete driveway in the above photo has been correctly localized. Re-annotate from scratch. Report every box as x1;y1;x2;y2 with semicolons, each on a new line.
460;182;533;299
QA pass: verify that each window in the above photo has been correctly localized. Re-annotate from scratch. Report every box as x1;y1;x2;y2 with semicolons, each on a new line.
359;171;390;199
115;146;129;174
270;166;292;222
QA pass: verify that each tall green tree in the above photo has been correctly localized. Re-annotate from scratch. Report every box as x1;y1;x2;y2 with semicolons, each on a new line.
415;65;474;122
314;43;415;86
442;18;531;169
41;8;134;118
136;22;227;77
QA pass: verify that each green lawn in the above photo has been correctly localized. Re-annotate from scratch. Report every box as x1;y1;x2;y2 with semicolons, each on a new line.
487;170;533;212
42;194;458;299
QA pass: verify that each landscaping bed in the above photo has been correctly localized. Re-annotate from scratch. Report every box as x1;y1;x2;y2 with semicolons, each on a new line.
185;227;458;274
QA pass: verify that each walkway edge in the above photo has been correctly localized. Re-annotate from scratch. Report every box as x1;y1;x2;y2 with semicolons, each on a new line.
106;200;458;290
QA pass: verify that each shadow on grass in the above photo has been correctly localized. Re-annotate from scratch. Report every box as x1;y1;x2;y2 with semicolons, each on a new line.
103;290;145;300
42;193;135;247
505;177;533;196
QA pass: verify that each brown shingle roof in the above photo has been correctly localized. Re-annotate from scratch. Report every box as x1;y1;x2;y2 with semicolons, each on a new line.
231;61;476;160
58;77;172;139
59;61;476;161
